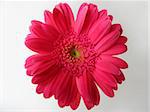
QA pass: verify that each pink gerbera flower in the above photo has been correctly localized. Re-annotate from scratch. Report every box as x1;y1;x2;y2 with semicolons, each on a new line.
25;3;128;110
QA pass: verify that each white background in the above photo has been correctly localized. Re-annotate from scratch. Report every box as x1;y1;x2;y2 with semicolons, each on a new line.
0;0;149;112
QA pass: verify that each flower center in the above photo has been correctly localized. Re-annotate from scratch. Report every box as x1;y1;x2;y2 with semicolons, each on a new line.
55;32;97;76
70;48;80;58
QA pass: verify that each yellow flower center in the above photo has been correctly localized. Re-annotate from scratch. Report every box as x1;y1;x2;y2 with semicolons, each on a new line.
70;49;80;58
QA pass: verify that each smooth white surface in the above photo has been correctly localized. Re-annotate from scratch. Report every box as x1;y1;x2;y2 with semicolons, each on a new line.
0;1;148;112
148;1;150;111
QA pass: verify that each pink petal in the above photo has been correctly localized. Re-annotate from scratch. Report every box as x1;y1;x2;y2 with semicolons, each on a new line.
58;76;72;107
25;54;52;68
102;44;127;55
43;72;59;98
80;3;99;34
76;71;90;101
70;92;81;110
43;69;67;99
83;73;100;109
27;60;56;76
113;70;125;84
95;24;122;53
25;54;58;74
31;65;59;84
94;24;122;47
110;24;123;35
88;17;111;44
25;37;51;53
53;71;69;99
55;72;71;99
53;8;67;32
44;10;58;30
95;78;114;97
61;3;74;29
78;3;88;13
93;62;115;97
68;75;81;110
95;60;120;75
117;36;127;44
57;72;74;107
93;69;117;89
108;15;113;21
36;81;47;94
95;28;120;53
53;3;74;33
101;55;128;69
26;20;59;53
64;77;76;106
76;71;100;110
74;5;88;34
98;9;107;20
30;20;59;41
26;70;32;76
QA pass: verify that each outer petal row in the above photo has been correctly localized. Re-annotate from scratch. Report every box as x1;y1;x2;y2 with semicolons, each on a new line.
53;3;74;33
25;54;81;110
75;3;99;34
44;3;74;33
25;21;59;53
76;70;100;110
92;56;127;97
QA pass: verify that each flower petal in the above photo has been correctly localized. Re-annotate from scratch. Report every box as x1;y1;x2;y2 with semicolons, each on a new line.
53;8;67;33
31;65;59;84
25;37;51;53
25;54;58;78
44;10;58;30
78;3;88;12
101;55;128;69
70;92;81;110
26;21;59;53
108;15;113;21
88;17;111;44
25;54;57;76
58;74;73;107
25;54;52;68
53;3;74;33
36;81;47;94
80;3;99;34
113;70;125;84
56;72;80;108
42;69;71;99
99;83;114;97
117;36;127;44
93;72;114;97
95;60;120;75
93;59;115;97
98;9;108;20
43;72;60;98
95;27;120;53
76;71;100;110
93;69;117;89
102;44;127;55
111;24;123;35
53;70;70;99
65;76;78;107
30;20;59;41
74;5;88;34
76;71;88;99
60;3;74;28
27;60;55;76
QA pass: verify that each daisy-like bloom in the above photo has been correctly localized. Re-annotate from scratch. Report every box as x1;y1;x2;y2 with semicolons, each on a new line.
25;3;128;110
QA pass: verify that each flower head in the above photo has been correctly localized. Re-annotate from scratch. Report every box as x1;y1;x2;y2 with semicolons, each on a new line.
25;3;128;110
